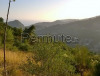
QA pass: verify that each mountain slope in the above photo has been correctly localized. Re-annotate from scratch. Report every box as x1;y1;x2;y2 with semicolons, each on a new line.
33;19;78;31
8;20;25;29
36;16;100;52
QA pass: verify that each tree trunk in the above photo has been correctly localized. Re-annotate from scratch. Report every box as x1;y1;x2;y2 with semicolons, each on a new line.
4;0;11;76
80;71;84;76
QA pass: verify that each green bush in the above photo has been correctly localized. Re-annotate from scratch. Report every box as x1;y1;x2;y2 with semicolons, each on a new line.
18;43;31;51
93;62;100;76
21;42;76;76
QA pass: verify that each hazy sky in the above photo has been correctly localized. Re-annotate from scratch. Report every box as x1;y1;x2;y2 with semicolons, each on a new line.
0;0;100;25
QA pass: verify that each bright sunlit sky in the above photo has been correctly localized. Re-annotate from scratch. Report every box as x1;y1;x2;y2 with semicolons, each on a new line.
0;0;100;25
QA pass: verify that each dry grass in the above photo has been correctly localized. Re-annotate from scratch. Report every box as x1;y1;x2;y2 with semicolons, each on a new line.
0;49;33;76
0;49;32;64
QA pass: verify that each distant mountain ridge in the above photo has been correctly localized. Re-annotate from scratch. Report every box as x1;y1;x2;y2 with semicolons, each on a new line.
36;16;100;52
8;20;25;29
8;16;100;52
8;19;78;30
33;19;78;31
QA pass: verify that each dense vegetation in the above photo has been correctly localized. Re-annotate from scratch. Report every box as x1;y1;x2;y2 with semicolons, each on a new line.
0;17;100;76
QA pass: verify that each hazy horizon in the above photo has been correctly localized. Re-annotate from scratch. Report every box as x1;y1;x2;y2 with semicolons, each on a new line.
1;0;100;25
7;15;100;26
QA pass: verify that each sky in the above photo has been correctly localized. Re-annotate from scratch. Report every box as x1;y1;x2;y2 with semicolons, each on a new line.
0;0;100;25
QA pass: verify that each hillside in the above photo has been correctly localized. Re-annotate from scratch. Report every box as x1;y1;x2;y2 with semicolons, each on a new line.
0;17;100;76
8;20;25;29
36;16;100;52
7;16;100;52
31;19;78;31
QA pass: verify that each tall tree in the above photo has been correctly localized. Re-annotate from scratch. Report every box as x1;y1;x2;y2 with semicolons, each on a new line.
3;0;15;76
0;17;4;23
24;25;35;36
74;46;91;76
